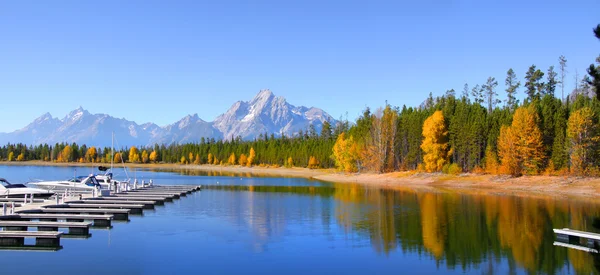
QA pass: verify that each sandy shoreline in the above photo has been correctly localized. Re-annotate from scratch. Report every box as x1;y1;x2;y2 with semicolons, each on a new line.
1;161;599;200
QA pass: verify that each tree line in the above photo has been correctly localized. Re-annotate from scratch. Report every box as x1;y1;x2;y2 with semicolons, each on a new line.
2;24;599;177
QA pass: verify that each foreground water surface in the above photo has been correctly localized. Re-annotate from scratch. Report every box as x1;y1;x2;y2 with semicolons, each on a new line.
0;165;598;274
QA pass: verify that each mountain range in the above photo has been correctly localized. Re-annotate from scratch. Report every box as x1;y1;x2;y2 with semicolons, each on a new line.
0;90;335;147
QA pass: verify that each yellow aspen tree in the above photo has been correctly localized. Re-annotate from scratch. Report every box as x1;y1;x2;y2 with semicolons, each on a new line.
332;132;359;172
498;125;520;176
247;148;256;167
286;157;294;168
114;152;122;163
238;154;247;166
497;106;544;176
194;154;201;165
85;147;97;163
213;157;219;165
189;152;194;163
141;150;149;164
567;107;599;175
17;153;25;161
512;105;544;175
228;153;236;165
207;153;213;165
129;146;140;163
421;110;452;172
7;152;14;161
308;156;319;169
61;146;73;163
180;156;187;164
149;151;158;163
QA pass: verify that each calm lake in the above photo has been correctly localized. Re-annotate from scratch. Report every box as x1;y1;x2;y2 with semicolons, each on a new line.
0;165;598;274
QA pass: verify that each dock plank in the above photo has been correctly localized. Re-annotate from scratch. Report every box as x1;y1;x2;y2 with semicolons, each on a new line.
0;221;91;228
554;228;600;241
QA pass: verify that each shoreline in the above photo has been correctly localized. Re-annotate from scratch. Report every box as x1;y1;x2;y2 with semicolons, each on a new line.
1;161;599;200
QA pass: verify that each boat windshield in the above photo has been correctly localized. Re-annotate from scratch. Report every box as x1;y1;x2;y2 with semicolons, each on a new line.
82;176;101;187
68;176;88;183
0;178;26;188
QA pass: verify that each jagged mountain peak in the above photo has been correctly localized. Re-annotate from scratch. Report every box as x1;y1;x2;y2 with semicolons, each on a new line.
64;106;90;121
0;90;336;146
34;112;55;123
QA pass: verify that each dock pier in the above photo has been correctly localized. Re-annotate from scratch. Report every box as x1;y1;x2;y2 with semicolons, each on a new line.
0;184;201;250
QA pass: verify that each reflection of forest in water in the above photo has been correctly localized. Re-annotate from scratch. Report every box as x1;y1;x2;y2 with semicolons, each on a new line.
206;184;600;274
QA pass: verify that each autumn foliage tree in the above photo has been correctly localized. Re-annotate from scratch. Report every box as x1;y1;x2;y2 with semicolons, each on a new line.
85;147;97;163
498;106;545;176
57;145;73;163
332;132;359;172
247;148;256;167
149;150;158;163
308;156;319;169
238;154;248;166
421;111;452;172
567;107;599;175
141;150;149;163
228;153;236;165
129;146;140;163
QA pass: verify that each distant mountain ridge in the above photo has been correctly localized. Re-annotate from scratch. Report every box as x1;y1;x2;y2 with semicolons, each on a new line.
0;90;335;147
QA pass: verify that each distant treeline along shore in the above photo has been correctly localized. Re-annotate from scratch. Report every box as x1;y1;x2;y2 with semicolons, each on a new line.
2;25;600;177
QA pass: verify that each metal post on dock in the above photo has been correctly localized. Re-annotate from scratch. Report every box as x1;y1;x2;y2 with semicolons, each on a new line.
29;194;33;204
149;179;153;186
55;195;59;205
141;180;145;188
23;194;27;204
10;202;14;214
2;203;6;216
134;179;138;190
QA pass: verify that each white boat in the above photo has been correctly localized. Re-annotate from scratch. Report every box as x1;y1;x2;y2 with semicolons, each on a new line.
0;178;54;198
28;174;103;193
95;170;130;190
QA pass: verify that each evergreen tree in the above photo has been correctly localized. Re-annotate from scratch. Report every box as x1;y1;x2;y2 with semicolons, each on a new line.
505;68;520;110
483;76;499;113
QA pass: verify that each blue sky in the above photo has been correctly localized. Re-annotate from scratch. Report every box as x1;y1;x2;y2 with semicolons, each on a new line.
0;0;598;132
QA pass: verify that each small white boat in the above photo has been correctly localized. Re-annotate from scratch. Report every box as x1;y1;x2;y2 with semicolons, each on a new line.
0;178;54;198
28;174;103;193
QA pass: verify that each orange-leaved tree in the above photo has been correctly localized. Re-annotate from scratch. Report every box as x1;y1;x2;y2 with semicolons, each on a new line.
421;110;452;172
567;107;599;175
497;105;544;176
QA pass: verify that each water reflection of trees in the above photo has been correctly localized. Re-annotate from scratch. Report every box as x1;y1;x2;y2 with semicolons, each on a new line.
208;184;600;274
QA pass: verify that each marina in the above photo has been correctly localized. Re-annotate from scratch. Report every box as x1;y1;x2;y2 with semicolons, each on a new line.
0;183;201;250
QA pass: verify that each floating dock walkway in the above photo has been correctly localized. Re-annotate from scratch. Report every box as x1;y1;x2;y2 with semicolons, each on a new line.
0;184;201;250
553;228;600;253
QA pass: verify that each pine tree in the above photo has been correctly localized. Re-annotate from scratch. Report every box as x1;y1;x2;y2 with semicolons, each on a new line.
525;65;544;101
559;56;568;101
505;68;520;110
483;76;499;113
546;66;558;97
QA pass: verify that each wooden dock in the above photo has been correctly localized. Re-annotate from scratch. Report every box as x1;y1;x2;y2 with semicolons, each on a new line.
13;213;113;227
0;184;202;250
86;197;163;205
71;200;156;209
554;228;600;241
0;220;91;235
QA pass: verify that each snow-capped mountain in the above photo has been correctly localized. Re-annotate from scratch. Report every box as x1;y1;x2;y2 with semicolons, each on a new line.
214;90;334;140
0;90;336;147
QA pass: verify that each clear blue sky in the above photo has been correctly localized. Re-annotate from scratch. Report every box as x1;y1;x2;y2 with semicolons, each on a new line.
1;0;599;132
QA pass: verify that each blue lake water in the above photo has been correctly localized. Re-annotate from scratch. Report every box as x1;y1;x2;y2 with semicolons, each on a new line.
0;165;599;274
